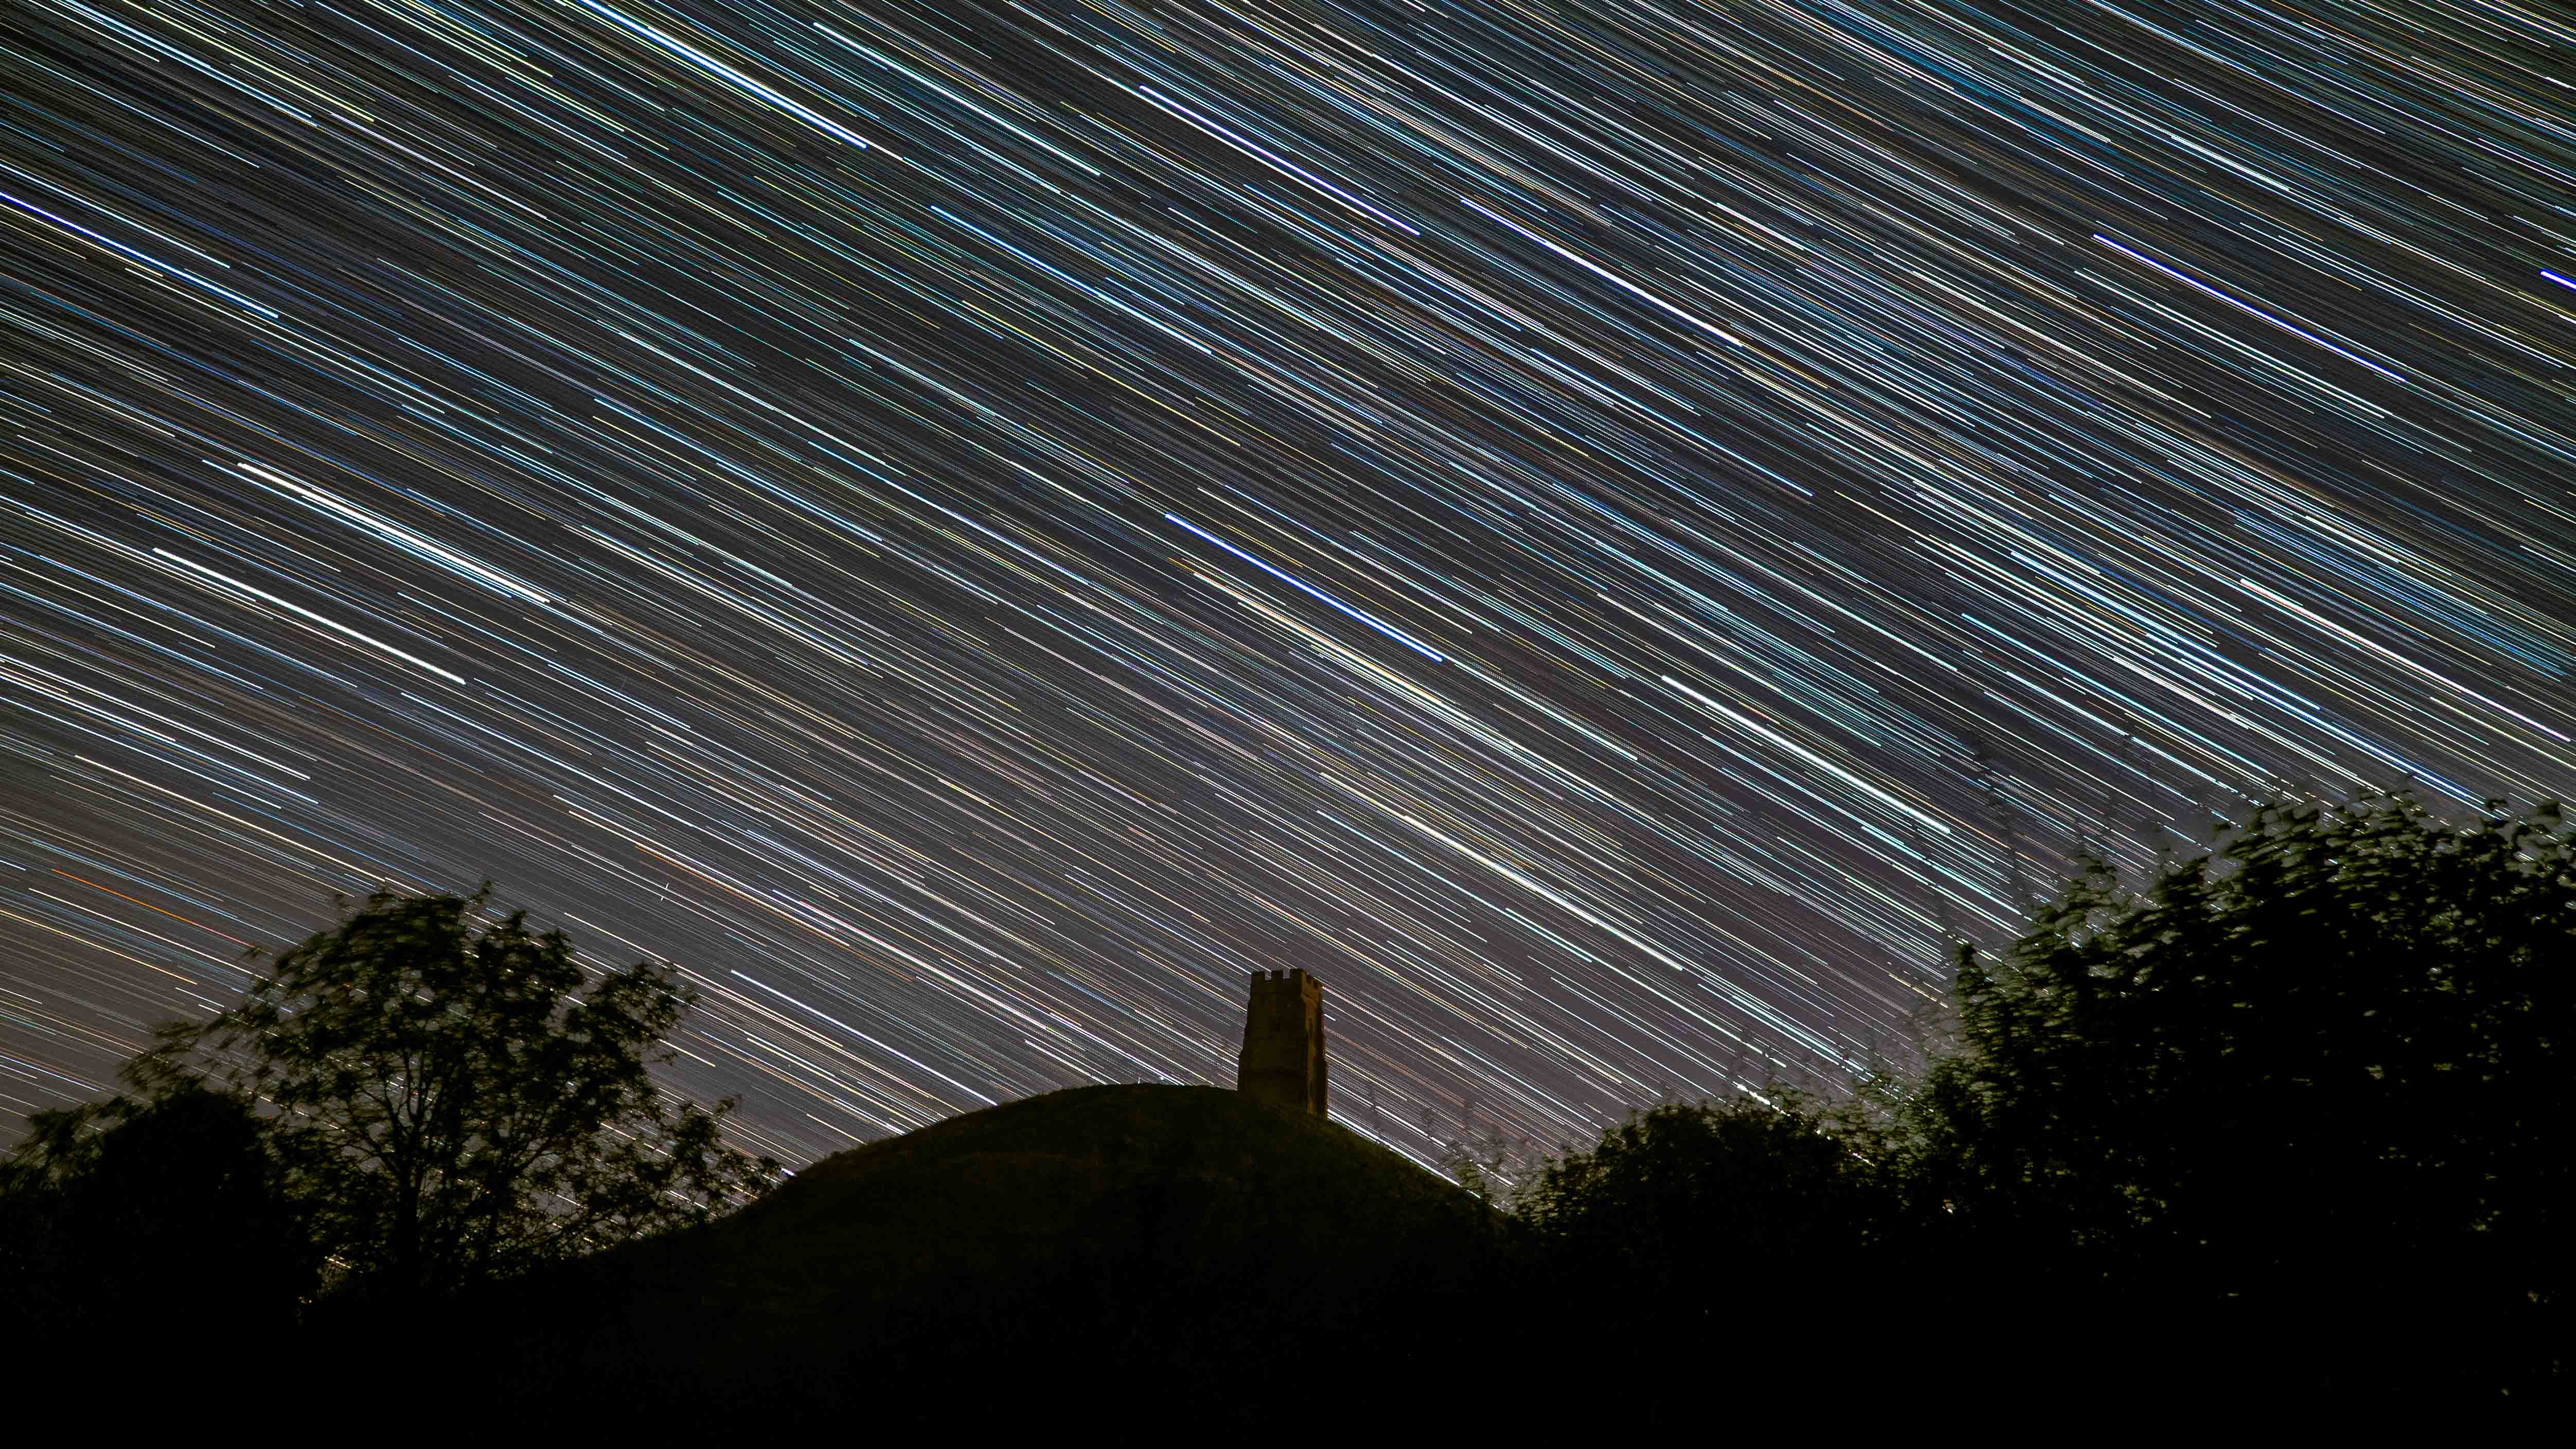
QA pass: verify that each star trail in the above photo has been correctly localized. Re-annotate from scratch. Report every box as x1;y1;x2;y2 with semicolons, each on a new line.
3;0;2572;1173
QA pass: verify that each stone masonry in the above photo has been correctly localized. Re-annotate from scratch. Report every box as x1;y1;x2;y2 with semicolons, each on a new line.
1235;968;1326;1117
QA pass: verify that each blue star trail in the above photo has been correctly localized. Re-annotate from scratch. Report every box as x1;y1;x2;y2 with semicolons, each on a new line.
3;1;2571;1174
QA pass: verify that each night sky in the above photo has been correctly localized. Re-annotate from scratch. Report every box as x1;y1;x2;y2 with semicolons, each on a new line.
4;0;2572;1172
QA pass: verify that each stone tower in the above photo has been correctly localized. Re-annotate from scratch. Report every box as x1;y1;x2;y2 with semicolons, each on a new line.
1235;968;1327;1117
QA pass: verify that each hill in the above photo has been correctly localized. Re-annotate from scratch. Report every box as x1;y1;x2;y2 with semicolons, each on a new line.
314;1085;1524;1429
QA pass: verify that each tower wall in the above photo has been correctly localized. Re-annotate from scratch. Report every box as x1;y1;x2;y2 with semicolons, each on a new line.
1235;968;1326;1117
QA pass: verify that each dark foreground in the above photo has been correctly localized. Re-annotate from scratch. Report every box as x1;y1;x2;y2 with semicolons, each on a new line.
279;1086;2539;1429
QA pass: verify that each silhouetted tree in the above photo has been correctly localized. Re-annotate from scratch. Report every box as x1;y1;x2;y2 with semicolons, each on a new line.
121;887;780;1302
1904;790;2568;1392
1;1080;314;1339
1511;1090;1909;1401
1437;1124;1532;1206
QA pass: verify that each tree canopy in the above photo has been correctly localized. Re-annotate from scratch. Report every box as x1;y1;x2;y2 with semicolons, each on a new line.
6;887;779;1316
1902;790;2567;1387
1516;1091;1902;1284
1;1080;313;1338
1508;791;2567;1400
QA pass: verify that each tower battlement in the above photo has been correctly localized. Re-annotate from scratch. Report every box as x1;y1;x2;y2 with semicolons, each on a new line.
1236;968;1327;1117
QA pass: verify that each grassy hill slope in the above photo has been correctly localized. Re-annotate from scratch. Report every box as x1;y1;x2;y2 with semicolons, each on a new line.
331;1085;1524;1429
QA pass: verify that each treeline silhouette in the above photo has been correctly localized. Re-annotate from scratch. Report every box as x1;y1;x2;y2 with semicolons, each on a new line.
2;889;776;1333
2;790;2562;1418
1518;790;2565;1409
